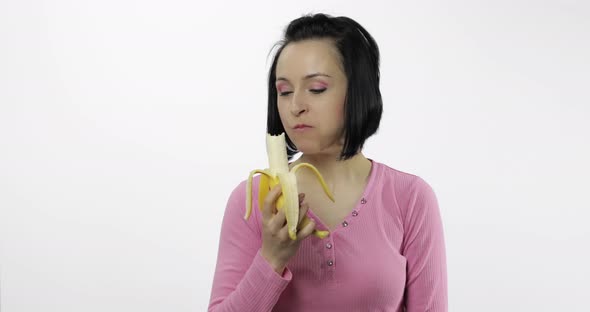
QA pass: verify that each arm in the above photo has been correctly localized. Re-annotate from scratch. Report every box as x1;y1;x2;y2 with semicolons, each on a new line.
401;177;448;311
208;180;293;312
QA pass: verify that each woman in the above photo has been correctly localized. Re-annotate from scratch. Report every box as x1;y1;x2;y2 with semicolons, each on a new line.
208;13;447;311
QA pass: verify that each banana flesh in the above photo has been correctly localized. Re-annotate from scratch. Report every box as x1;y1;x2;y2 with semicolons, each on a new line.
245;133;335;240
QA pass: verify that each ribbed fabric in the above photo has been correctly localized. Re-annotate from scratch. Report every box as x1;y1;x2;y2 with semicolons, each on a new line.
208;159;448;311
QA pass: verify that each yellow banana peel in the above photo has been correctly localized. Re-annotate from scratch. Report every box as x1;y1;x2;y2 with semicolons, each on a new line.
245;133;335;240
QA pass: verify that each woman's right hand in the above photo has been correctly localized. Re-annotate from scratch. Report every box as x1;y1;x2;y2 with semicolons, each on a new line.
260;184;316;274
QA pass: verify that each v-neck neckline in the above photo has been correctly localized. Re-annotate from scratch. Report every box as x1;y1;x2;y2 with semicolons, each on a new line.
305;158;380;235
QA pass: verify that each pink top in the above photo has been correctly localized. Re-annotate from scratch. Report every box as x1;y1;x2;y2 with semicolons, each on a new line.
208;159;448;311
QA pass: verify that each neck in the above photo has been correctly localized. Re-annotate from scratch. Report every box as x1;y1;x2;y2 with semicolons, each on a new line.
290;151;372;188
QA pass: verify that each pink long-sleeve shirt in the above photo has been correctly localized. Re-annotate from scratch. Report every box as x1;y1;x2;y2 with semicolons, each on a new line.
208;159;448;311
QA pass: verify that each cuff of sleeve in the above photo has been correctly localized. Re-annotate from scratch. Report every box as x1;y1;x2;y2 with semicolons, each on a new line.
252;249;293;281
234;250;291;310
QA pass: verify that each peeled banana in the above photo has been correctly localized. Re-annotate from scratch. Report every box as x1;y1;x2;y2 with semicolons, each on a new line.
245;133;335;240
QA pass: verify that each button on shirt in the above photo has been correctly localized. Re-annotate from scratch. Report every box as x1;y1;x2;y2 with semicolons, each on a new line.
208;160;448;311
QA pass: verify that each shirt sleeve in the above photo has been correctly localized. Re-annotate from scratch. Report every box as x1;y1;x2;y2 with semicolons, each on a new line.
401;177;448;311
208;180;293;312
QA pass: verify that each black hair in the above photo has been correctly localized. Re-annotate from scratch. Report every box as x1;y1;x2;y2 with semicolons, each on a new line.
267;13;383;161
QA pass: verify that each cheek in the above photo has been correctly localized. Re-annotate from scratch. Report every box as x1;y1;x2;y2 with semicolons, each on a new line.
278;104;286;116
332;99;346;126
276;103;289;127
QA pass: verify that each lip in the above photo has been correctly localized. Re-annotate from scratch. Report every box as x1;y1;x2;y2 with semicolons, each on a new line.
293;124;312;133
293;124;312;129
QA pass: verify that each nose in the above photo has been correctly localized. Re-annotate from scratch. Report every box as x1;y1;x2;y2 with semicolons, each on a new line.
289;91;307;116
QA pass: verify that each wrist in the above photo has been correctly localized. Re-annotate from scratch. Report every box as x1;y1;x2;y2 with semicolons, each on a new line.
261;251;286;274
272;264;286;275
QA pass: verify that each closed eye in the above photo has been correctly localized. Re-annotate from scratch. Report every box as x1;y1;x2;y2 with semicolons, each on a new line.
279;89;326;96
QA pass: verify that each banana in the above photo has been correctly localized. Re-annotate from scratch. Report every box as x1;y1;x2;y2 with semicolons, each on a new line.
245;133;335;240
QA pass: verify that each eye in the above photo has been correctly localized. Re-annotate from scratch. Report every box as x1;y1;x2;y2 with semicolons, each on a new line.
279;91;293;96
310;88;326;94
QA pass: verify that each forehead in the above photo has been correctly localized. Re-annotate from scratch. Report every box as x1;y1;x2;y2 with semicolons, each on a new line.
276;39;344;80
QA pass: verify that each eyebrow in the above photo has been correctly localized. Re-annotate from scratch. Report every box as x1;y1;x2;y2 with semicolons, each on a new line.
276;72;332;83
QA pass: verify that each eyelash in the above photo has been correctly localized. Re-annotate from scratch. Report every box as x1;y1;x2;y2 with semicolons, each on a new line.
278;88;326;96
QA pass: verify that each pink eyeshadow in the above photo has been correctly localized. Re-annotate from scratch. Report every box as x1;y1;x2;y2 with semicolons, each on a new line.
276;83;288;93
312;81;328;89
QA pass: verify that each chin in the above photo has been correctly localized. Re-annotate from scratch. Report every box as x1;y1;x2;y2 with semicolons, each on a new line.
291;141;317;153
295;142;332;156
290;135;341;155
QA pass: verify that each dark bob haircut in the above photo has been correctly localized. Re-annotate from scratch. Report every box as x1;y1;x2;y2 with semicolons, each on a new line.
267;13;383;161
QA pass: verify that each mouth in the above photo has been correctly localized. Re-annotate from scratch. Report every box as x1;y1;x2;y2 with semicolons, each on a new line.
293;124;312;130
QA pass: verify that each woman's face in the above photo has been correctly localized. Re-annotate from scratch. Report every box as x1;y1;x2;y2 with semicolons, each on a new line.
275;39;348;156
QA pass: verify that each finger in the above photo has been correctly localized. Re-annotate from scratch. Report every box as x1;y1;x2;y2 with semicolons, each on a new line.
298;202;310;224
262;184;282;220
296;218;316;240
269;208;287;233
277;223;290;241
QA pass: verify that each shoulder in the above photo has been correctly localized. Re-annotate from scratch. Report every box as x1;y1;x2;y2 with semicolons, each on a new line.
226;179;247;204
222;176;264;235
370;160;438;219
226;174;262;206
372;159;434;194
225;175;264;219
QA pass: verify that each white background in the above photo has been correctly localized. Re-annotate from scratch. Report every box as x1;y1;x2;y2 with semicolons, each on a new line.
1;0;589;311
